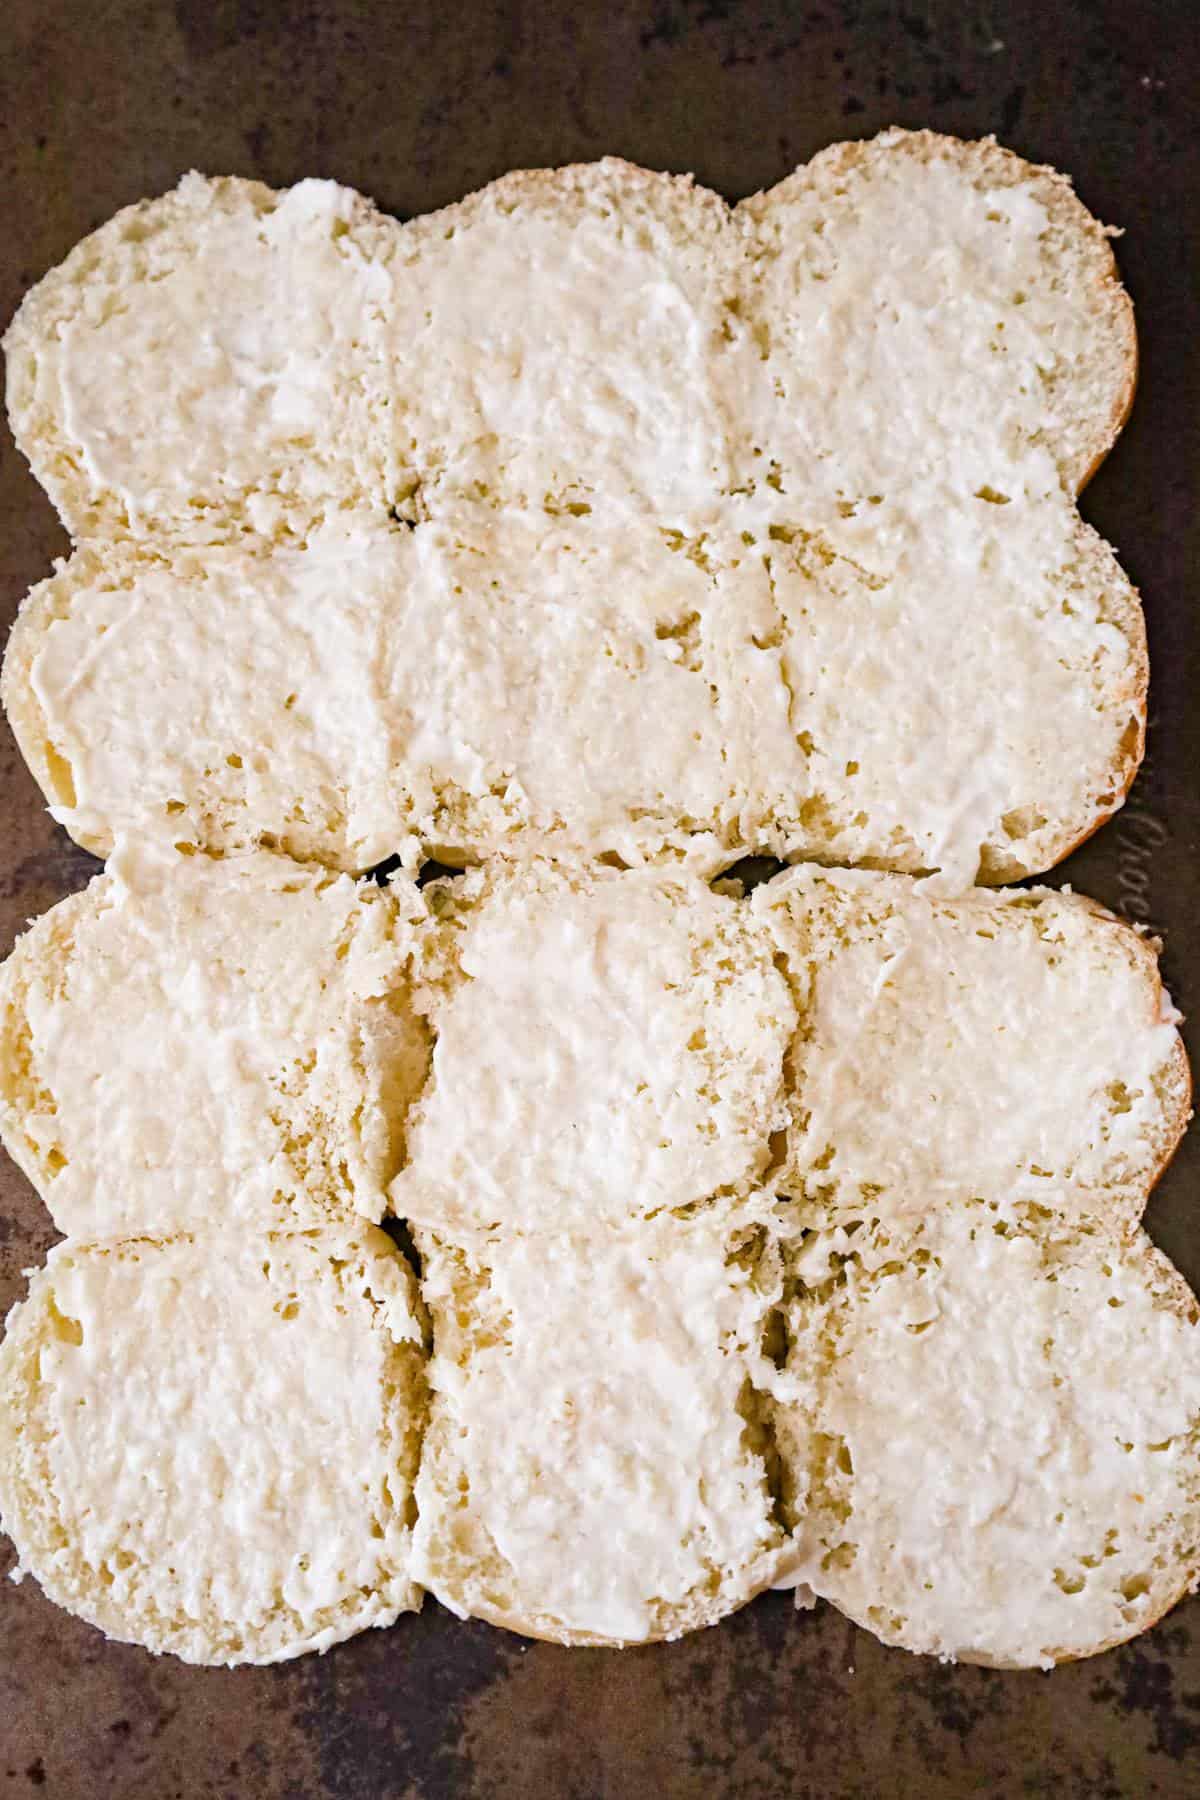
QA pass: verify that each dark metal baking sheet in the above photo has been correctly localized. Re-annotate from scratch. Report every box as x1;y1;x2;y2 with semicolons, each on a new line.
2;3;1198;1793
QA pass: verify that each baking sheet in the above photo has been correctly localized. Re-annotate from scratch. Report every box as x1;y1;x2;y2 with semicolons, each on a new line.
2;2;1198;1793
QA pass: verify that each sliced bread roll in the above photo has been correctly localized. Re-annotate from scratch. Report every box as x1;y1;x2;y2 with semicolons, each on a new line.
411;1220;790;1644
0;1227;427;1665
0;842;430;1236
733;498;1145;884
776;1204;1200;1667
384;157;738;521
3;173;400;545
3;133;1147;885
739;127;1134;504
393;861;794;1235
755;867;1189;1232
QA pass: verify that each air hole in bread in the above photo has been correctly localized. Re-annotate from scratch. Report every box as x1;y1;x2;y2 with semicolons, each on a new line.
43;742;77;809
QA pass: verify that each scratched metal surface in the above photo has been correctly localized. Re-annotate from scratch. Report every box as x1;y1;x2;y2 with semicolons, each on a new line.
1;2;1198;1795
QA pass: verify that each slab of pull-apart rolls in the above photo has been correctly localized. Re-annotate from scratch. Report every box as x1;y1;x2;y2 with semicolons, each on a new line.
0;854;1188;1243
0;855;1191;1664
3;131;1145;883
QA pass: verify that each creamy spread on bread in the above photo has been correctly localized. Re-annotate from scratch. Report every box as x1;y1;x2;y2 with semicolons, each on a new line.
3;131;1144;886
413;1222;785;1642
778;1207;1200;1667
0;1230;425;1665
0;131;1193;1673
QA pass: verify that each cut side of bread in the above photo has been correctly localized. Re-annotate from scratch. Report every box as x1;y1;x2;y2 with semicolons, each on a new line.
740;128;1135;503
754;867;1190;1233
776;1203;1200;1668
0;1227;427;1665
393;861;794;1235
3;500;1144;886
3;174;400;545
0;849;1191;1666
411;1220;790;1645
0;854;1184;1244
7;139;1130;540
3;132;1146;885
0;841;430;1236
2;517;769;875
735;502;1145;884
385;158;739;522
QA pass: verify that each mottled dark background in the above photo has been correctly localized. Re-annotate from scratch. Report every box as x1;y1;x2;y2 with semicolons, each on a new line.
1;1;1199;1794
